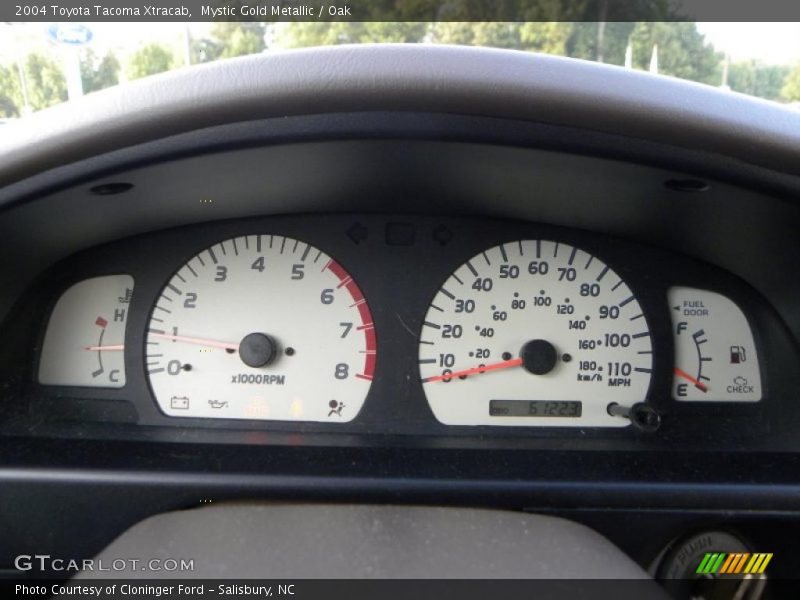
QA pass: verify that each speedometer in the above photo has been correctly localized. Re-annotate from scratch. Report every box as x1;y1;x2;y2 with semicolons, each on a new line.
419;240;653;427
146;235;375;422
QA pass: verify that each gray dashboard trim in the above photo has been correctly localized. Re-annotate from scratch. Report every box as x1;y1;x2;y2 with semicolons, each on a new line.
1;44;800;187
74;503;661;582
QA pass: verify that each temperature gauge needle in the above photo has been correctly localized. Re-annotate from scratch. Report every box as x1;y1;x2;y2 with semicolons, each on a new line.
422;357;524;383
85;344;125;351
674;367;709;392
150;332;239;351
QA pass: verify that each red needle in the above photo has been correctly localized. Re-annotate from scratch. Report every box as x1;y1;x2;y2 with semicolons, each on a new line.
674;367;709;392
85;344;125;351
151;332;239;351
422;357;524;383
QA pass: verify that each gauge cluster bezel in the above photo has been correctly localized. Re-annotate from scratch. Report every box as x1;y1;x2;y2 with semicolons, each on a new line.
1;213;795;449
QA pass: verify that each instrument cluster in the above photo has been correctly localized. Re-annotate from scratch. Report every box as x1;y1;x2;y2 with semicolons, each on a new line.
11;214;787;444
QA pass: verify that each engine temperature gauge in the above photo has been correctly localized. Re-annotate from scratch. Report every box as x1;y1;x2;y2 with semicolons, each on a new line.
669;286;761;402
38;275;133;388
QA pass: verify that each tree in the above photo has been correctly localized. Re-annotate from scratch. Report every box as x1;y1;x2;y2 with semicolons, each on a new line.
563;22;635;64
273;22;427;48
628;22;722;85
0;63;21;117
213;23;266;58
429;22;573;55
728;61;790;102
430;22;521;48
189;23;266;64
126;44;175;81
80;49;120;94
782;63;800;102
23;53;67;111
189;37;222;64
386;0;673;22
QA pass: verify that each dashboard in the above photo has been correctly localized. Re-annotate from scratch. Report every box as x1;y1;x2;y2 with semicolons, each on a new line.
1;45;800;586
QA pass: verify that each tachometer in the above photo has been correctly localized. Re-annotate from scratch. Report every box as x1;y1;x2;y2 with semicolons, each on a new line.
419;240;652;427
145;235;375;422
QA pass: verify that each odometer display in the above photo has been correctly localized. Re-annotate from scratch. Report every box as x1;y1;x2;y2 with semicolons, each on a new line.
419;240;653;427
146;235;375;422
489;400;582;418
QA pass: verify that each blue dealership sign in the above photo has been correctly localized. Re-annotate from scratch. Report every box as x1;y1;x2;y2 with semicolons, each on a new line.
47;24;93;46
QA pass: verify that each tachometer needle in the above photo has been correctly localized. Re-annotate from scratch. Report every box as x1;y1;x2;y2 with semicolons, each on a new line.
673;367;709;392
85;344;125;351
150;332;239;351
422;357;524;383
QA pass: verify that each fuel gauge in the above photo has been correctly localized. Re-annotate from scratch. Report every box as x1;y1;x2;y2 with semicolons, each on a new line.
38;275;133;388
669;287;761;402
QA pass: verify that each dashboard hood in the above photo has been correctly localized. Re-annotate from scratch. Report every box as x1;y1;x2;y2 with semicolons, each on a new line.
2;43;800;188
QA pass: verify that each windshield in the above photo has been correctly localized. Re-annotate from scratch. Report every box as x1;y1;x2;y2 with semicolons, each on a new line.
2;21;800;119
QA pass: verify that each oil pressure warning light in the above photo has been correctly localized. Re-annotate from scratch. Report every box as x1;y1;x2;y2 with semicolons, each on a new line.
668;286;761;402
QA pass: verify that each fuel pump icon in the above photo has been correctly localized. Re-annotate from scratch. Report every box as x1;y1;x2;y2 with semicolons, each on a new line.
730;346;746;364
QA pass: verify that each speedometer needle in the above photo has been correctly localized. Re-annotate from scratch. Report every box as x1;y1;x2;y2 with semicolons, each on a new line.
673;367;709;392
85;344;125;351
422;357;524;383
150;332;239;351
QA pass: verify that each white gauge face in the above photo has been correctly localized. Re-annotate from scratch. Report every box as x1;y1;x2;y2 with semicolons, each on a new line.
146;236;376;422
669;287;761;402
39;275;133;388
419;241;653;427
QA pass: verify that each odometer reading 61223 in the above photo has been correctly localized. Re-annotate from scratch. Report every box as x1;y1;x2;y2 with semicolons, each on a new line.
146;235;375;422
419;240;653;427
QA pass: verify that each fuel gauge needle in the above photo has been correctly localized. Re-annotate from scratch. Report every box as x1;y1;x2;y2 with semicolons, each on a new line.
674;367;709;392
422;357;524;383
85;344;125;351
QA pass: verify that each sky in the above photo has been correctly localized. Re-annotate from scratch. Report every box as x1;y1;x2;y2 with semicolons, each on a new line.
2;22;800;66
696;22;800;64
